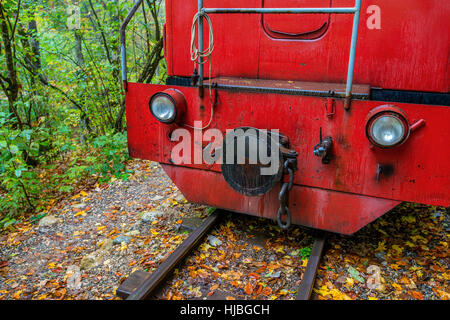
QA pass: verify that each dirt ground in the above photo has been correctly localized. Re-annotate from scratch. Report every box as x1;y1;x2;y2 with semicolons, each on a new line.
0;160;448;300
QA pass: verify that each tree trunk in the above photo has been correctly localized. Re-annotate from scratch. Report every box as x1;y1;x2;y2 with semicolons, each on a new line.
74;30;84;66
0;3;22;129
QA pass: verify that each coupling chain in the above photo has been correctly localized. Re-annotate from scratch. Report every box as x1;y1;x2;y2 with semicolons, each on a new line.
277;158;297;230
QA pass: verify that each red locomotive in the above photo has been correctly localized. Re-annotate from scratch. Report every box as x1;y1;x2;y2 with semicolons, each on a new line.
121;0;450;235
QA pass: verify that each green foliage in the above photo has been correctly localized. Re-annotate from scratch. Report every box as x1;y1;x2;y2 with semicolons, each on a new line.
88;132;132;183
300;246;312;260
0;112;45;217
0;1;165;229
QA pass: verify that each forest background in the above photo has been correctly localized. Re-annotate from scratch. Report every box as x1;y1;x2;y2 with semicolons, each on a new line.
0;0;165;229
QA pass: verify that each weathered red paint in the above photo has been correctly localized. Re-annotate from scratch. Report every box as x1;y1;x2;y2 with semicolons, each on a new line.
161;164;400;235
126;81;449;208
165;0;450;93
125;0;450;234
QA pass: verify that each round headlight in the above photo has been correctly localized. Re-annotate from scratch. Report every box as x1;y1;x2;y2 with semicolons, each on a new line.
151;95;176;123
366;106;410;148
149;89;186;124
370;115;405;146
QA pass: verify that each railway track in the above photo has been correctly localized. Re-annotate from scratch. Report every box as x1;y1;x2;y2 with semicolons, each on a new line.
116;209;327;300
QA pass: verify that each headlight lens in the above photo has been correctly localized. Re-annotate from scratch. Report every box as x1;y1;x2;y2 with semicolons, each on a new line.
366;106;411;148
150;94;176;123
370;115;405;147
149;89;187;125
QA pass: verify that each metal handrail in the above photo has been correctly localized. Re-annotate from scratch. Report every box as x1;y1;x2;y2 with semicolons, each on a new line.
202;8;357;14
120;0;144;91
198;1;362;109
121;0;362;109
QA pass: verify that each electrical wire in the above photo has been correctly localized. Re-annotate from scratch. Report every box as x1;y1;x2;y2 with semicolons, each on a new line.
185;12;215;130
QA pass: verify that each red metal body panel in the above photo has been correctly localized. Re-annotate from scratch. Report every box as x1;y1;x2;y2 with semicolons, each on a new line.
161;164;400;235
126;1;450;234
126;82;450;207
165;0;450;92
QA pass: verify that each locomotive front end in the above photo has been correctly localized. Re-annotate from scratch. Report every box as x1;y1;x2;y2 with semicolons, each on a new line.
123;0;450;234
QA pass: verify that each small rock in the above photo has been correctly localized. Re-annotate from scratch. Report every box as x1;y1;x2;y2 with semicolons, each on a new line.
113;236;131;245
336;275;347;284
125;230;140;237
65;265;81;292
374;252;385;260
207;235;222;247
161;201;171;208
149;161;158;168
38;280;48;288
131;221;142;230
136;241;145;248
80;240;112;270
271;271;282;278
141;211;164;223
38;215;60;227
151;195;164;202
175;194;186;202
100;238;113;250
80;255;97;270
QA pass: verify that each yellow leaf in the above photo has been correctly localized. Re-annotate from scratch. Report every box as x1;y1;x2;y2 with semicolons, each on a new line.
314;284;352;300
97;226;106;231
80;191;88;197
435;290;450;300
368;296;378;300
401;216;416;223
392;283;402;291
391;245;403;255
74;210;86;217
12;290;22;299
150;229;159;236
410;235;427;243
376;241;386;252
253;246;262;252
210;284;220;291
301;259;308;267
390;264;400;271
48;262;56;269
345;278;354;288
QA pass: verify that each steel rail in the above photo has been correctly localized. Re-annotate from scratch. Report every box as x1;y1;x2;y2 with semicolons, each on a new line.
125;210;222;300
117;210;327;300
296;232;327;300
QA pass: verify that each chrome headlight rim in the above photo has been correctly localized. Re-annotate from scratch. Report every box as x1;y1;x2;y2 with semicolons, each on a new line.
149;92;178;124
366;106;410;149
